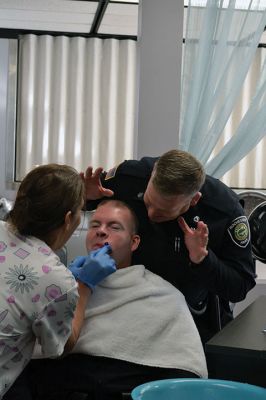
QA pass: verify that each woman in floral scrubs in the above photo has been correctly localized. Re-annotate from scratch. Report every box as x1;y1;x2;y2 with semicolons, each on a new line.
0;164;116;399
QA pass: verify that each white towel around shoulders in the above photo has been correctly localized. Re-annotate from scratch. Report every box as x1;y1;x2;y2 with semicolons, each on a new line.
73;265;208;378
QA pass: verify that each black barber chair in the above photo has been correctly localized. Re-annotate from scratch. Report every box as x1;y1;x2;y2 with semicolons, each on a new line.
248;200;266;264
238;190;266;218
238;190;266;263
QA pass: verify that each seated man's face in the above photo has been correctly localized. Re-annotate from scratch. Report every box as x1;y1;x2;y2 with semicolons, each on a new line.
86;203;140;269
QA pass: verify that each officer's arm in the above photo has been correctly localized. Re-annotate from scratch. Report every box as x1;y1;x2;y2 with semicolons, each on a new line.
194;244;255;302
186;210;256;304
85;159;149;211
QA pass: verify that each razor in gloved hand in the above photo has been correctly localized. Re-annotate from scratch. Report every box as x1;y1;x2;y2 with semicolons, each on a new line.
69;243;116;291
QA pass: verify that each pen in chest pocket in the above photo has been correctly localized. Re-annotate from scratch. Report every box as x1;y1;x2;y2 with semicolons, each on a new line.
174;237;180;253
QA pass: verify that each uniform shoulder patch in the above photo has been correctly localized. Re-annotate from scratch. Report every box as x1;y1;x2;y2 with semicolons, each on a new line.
227;216;250;248
105;165;118;180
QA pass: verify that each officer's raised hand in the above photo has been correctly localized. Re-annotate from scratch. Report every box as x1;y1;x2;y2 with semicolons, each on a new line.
80;166;114;200
178;217;209;264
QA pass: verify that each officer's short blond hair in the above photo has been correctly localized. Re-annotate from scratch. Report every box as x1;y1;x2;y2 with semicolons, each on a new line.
152;149;205;197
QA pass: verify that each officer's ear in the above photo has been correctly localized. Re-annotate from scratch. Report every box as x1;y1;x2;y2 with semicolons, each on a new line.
190;192;202;207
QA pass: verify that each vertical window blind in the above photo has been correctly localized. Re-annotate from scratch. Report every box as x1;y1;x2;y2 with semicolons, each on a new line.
16;34;265;188
16;35;137;180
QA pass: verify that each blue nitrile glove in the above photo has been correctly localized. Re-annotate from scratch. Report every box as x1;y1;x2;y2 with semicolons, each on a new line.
68;256;87;279
77;244;116;290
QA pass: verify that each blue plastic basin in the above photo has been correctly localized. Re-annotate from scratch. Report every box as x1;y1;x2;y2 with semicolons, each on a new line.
131;378;266;400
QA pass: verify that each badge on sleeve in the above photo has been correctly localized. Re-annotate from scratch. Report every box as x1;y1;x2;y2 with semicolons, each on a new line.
105;165;118;180
227;216;250;248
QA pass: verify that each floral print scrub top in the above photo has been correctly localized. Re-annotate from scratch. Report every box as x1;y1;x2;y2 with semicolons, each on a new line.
0;221;78;398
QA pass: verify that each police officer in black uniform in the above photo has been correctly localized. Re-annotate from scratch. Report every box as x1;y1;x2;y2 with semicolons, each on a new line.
84;149;256;344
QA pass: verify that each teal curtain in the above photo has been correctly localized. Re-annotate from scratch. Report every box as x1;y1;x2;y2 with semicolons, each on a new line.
180;0;266;177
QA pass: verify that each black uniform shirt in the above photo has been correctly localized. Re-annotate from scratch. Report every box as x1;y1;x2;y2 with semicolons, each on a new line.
87;157;256;341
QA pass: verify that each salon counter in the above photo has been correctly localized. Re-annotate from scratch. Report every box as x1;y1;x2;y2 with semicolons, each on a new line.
205;295;266;388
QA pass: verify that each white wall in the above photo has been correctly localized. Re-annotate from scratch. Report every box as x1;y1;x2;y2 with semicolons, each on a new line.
135;0;184;158
234;260;266;316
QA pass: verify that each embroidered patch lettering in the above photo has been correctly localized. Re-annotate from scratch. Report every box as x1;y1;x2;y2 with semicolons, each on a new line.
105;166;118;180
227;216;250;248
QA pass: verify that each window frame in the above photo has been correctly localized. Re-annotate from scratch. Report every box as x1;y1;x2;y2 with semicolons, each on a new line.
6;38;19;191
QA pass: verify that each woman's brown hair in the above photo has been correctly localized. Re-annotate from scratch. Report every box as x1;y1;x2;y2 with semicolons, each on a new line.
9;164;84;242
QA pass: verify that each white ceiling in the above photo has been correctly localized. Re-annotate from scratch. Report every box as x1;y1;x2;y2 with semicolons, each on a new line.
0;0;264;44
98;2;138;36
0;0;139;36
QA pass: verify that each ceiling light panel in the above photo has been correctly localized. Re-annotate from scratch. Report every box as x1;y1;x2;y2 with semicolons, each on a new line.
0;0;98;33
98;3;138;36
